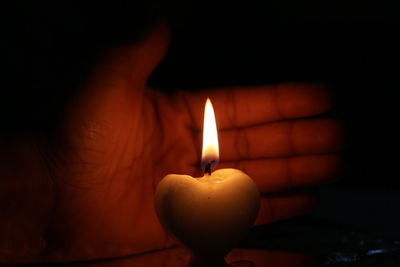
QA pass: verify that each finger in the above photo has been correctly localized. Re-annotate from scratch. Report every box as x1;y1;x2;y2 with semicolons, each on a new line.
218;154;342;193
176;83;332;130
90;22;170;86
192;118;344;161
255;193;318;225
66;23;170;151
127;22;170;83
219;118;344;160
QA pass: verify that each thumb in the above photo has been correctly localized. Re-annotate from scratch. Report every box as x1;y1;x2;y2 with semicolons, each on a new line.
63;22;170;154
92;22;170;86
127;22;170;83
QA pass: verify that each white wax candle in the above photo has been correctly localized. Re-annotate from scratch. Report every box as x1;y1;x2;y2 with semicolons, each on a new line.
154;98;260;266
155;168;260;266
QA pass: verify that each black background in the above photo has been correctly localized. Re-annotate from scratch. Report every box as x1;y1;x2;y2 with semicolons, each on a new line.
3;1;400;238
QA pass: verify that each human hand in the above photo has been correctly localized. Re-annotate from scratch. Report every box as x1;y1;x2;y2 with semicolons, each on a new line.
0;23;343;264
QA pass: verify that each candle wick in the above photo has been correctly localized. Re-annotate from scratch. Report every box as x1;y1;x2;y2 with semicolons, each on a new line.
204;160;215;175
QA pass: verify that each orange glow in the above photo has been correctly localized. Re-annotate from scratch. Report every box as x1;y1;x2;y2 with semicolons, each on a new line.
202;98;219;167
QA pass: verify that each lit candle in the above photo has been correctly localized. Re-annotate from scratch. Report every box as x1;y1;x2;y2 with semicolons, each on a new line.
155;98;260;267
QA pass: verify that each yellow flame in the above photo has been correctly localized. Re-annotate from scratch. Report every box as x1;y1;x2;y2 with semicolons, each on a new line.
202;98;219;162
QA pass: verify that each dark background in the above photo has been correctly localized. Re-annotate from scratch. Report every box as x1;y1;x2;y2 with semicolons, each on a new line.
3;0;400;241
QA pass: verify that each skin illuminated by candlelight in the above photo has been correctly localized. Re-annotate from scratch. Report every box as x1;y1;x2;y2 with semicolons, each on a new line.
0;23;344;264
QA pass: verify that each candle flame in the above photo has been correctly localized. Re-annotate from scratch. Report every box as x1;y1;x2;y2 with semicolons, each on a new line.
202;98;219;173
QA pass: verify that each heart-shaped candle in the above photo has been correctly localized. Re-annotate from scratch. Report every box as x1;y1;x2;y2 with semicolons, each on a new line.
155;99;260;266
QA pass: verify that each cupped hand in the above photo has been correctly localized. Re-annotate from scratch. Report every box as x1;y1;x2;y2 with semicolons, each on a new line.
0;23;343;264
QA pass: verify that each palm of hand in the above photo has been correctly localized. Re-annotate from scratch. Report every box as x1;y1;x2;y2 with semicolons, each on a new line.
0;24;343;263
48;74;198;259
